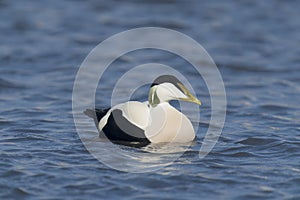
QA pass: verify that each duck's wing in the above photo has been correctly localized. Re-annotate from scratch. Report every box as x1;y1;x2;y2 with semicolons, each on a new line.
84;108;110;127
85;108;151;147
101;109;150;145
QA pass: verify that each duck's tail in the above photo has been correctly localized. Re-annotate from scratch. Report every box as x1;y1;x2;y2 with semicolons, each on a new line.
84;108;110;126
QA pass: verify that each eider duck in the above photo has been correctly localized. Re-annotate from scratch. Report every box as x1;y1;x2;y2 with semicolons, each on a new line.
85;75;201;147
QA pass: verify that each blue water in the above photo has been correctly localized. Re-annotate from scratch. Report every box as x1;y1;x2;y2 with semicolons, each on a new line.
1;0;300;199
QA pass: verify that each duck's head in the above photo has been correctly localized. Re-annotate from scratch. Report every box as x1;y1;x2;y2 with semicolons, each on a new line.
148;75;201;107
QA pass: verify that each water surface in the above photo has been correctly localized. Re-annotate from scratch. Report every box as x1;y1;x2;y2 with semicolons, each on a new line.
0;0;300;199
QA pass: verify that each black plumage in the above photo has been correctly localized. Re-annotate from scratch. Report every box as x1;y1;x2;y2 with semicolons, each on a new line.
84;108;150;147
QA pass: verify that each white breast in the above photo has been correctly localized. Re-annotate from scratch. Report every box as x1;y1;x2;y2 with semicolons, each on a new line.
145;102;195;143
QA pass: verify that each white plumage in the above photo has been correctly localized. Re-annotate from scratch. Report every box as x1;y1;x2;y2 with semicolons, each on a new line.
85;75;201;147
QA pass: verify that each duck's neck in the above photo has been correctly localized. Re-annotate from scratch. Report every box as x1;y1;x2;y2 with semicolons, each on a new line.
148;87;160;107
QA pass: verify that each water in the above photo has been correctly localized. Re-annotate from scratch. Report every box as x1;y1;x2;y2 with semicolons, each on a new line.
1;0;300;199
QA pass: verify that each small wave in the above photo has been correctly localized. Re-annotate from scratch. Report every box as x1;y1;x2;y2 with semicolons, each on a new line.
3;187;31;199
0;78;25;90
224;152;257;157
237;137;278;146
0;118;14;126
1;135;50;143
219;63;273;72
2;169;24;177
259;104;290;111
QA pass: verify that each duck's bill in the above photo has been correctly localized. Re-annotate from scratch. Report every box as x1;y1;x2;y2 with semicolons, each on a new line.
179;96;202;105
177;83;201;105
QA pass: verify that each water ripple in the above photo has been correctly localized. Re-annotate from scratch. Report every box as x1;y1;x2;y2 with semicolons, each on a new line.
0;0;300;199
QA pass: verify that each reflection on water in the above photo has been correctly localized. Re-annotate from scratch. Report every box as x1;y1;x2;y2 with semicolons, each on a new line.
78;111;195;173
